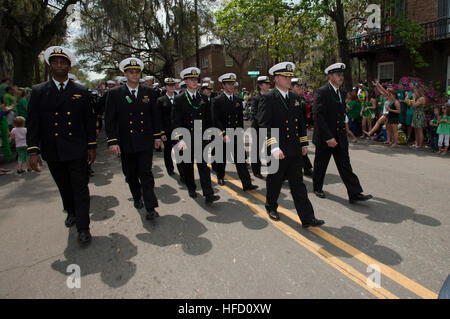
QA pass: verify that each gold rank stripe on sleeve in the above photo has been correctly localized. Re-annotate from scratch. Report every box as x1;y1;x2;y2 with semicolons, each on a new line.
107;138;118;143
220;130;226;136
27;146;40;151
300;136;308;143
265;137;277;147
153;131;164;137
88;142;97;145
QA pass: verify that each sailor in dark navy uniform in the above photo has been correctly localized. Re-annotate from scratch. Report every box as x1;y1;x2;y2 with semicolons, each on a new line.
155;77;184;178
250;75;271;179
212;73;258;191
171;67;220;204
258;62;324;228
104;57;164;220
312;63;372;204
26;46;97;245
291;77;313;177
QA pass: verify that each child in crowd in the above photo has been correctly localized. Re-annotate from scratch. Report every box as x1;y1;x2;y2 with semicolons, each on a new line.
429;106;440;152
345;114;358;143
361;90;376;139
437;105;450;155
10;116;31;174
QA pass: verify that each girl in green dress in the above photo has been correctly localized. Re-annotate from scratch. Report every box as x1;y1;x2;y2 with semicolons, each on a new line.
361;90;376;139
437;106;450;155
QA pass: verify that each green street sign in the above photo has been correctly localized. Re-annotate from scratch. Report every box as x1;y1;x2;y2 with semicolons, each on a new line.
248;71;260;76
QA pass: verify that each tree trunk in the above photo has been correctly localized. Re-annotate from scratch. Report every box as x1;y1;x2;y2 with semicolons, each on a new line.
34;55;41;84
12;47;36;87
334;0;353;92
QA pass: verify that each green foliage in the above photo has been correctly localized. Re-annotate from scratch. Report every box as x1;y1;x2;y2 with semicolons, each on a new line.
394;18;429;70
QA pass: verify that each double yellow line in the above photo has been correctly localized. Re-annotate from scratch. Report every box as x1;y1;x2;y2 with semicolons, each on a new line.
209;170;438;299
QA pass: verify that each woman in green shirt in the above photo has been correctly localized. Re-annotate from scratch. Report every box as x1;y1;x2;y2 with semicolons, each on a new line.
0;86;15;161
17;89;30;119
346;89;362;137
361;90;376;139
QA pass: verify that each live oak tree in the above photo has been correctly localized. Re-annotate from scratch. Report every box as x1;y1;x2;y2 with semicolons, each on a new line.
74;0;216;81
1;0;79;86
216;0;371;91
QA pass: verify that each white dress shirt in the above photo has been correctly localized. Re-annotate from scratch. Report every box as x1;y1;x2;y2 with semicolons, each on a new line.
126;84;139;98
53;78;70;91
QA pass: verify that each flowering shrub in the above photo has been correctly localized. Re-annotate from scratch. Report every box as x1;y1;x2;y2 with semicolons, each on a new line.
374;76;448;105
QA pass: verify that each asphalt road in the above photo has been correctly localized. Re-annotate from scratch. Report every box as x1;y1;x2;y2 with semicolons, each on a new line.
0;125;448;299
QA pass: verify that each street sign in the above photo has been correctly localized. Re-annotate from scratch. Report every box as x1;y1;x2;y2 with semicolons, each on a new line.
248;71;260;76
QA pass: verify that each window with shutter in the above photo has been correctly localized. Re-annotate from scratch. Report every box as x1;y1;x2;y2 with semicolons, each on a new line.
378;62;395;83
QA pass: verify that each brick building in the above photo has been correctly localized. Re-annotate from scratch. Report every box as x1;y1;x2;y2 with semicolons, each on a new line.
351;0;450;89
174;44;268;92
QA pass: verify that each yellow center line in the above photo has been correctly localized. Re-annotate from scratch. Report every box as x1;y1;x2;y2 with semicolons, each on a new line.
207;173;398;299
216;170;437;299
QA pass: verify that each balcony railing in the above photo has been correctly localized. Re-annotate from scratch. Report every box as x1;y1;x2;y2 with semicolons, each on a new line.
350;18;450;55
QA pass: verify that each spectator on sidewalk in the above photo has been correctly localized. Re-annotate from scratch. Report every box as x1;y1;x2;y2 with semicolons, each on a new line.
346;88;361;137
437;105;450;155
10;116;31;174
17;88;31;119
407;86;427;149
430;106;440;152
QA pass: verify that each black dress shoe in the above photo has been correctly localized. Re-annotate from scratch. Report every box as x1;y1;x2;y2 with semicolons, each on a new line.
304;169;313;177
302;218;325;229
314;191;326;198
146;210;160;220
65;215;76;228
78;230;92;245
205;194;220;204
267;210;280;221
243;184;258;191
188;190;198;198
134;199;144;209
349;193;373;204
254;173;264;179
217;178;225;186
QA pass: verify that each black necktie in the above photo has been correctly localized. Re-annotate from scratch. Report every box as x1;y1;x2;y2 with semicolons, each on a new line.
229;96;233;103
59;82;64;92
336;89;342;103
131;90;136;98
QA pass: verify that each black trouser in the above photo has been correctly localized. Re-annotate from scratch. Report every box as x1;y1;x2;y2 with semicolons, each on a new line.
163;139;184;177
47;158;90;232
266;155;315;223
303;154;313;171
313;145;363;198
120;149;158;211
182;161;214;196
251;125;262;176
216;142;252;186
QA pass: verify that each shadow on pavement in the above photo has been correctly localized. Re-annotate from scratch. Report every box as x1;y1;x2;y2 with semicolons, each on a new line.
51;229;137;288
136;213;212;256
90;195;119;222
202;197;269;231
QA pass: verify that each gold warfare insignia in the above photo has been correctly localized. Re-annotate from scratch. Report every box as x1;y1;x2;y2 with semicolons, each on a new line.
286;64;293;72
130;60;137;66
192;69;198;75
54;48;62;54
